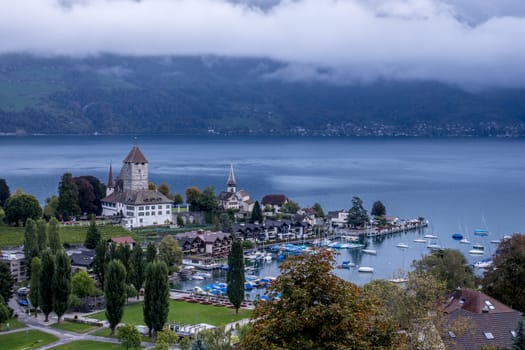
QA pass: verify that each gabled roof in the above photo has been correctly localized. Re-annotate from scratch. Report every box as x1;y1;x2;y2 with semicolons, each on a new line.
177;230;232;244
111;236;136;245
124;146;148;164
102;189;172;205
70;250;95;267
443;288;516;314
261;194;288;206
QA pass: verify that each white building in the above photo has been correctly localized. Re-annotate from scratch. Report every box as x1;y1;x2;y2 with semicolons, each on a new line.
0;250;26;283
217;165;255;213
101;146;173;229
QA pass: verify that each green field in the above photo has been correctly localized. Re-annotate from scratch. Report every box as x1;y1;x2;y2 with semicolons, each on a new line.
0;329;58;350
51;321;100;333
48;340;126;350
90;300;251;327
0;224;131;247
0;318;26;332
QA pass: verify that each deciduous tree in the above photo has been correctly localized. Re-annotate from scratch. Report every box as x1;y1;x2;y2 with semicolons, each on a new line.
48;217;61;253
185;186;201;211
129;243;145;299
0;262;14;303
312;202;324;217
29;257;41;317
227;240;244;314
24;218;39;277
4;193;42;226
158;183;172;199
250;201;263;224
144;261;169;337
57;172;80;220
53;249;72;323
173;193;183;205
282;200;300;214
39;250;55;322
158;235;182;271
105;259;127;336
117;323;141;350
72;270;97;298
219;213;233;233
371;200;387;217
347;196;369;228
43;195;58;220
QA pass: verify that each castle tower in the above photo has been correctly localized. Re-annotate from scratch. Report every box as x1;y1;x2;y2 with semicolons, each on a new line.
106;162;115;196
121;146;149;191
227;164;236;193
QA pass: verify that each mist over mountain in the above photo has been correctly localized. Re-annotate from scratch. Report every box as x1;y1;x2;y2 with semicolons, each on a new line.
1;54;524;136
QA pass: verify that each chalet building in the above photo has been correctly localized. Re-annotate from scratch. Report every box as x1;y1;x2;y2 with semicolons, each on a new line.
233;219;311;241
441;288;522;350
101;146;173;229
217;165;255;214
176;230;232;257
0;250;26;283
261;194;289;214
109;236;136;250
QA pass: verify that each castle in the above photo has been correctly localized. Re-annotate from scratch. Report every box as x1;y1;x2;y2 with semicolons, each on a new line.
101;146;173;229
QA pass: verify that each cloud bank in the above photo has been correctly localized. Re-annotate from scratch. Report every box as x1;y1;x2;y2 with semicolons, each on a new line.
1;0;525;87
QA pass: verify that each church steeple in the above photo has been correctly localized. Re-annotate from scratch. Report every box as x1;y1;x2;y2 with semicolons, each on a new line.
227;164;236;193
106;162;115;196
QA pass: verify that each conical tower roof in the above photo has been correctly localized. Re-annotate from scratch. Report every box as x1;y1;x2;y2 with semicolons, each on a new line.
227;164;236;186
107;162;114;188
123;146;148;163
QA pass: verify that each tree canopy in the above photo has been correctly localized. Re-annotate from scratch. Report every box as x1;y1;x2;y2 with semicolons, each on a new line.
4;193;42;226
105;259;127;335
39;250;55;322
250;201;263;224
371;200;386;217
312;202;324;217
0;262;14;303
29;257;41;318
158;235;182;271
0;178;10;208
84;214;101;249
57;172;80;220
48;217;61;254
347;196;369;228
144;261;170;337
117;323;142;350
53;249;72;323
227;240;245;314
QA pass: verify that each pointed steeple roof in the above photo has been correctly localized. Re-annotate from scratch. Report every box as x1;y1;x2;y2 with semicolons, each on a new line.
123;146;148;163
227;164;236;186
107;162;114;188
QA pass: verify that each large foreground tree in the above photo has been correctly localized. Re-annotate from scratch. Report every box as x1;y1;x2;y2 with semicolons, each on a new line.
4;193;42;226
143;261;169;337
227;240;245;314
29;257;41;317
105;260;127;336
57;172;80;220
241;249;398;350
0;262;14;303
39;250;55;322
53;249;72;323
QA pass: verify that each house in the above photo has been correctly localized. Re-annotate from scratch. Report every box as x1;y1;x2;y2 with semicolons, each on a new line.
326;210;349;228
109;236;136;250
176;230;232;257
217;165;255;214
69;249;95;273
261;194;288;214
101;146;173;228
0;250;26;283
441;288;522;350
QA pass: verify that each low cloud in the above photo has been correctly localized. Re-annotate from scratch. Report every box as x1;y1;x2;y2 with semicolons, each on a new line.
1;0;525;88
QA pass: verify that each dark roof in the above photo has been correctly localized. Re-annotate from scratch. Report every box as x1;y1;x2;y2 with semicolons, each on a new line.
218;191;235;201
70;250;95;268
124;146;148;164
177;230;232;244
102;189;172;205
227;164;236;186
261;194;288;206
442;288;522;350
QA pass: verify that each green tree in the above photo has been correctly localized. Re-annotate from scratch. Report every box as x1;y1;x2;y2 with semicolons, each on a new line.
282;200;300;214
158;183;172;199
129;243;145;299
371;200;386;217
177;215;184;227
146;242;157;263
0;262;14;303
116;244;132;282
43;195;59;220
93;239;107;286
227;240;245;314
0;207;5;225
185;186;201;211
250;201;263;224
24;218;39;277
72;270;97;298
242;249;398;350
117;323;141;350
173;193;183;205
158;235;182;271
57;172;80;220
198;186;218;223
413;248;476;292
312;202;324;217
199;327;233;350
347;196;369;228
155;327;179;350
4;193;42;226
0;298;9;331
40;250;55;322
53;249;72;323
84;214;101;249
29;257;41;317
179;337;192;350
48;217;61;253
0;179;10;208
144;261;170;337
105;259;127;336
191;338;209;350
219;213;233;233
514;318;525;350
483;234;525;312
36;219;48;252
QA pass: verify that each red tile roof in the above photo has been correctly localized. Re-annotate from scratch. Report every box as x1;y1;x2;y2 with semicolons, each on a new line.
111;236;136;245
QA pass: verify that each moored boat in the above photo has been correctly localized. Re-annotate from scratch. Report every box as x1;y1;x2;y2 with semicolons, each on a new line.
396;243;409;249
451;232;463;240
358;266;374;273
413;238;426;243
362;249;377;255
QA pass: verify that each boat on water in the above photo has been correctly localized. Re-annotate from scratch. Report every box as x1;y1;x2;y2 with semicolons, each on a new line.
451;232;463;240
427;242;442;250
474;229;489;237
473;258;493;269
413;238;426;243
341;260;355;268
469;249;485;255
388;278;408;283
396;243;409;249
358;266;374;273
490;239;501;244
460;237;471;244
424;234;438;239
362;249;377;255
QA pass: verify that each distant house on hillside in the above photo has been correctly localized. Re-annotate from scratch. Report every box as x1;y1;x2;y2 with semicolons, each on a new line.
261;194;288;214
176;230;232;257
217;165;255;215
441;288;522;350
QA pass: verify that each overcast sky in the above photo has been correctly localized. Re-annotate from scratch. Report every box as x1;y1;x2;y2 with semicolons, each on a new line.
1;0;525;88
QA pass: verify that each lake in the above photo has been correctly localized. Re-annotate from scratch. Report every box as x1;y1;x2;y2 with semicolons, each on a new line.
1;135;524;284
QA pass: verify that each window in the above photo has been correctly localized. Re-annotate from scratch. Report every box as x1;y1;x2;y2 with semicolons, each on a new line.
145;206;150;210
484;332;494;340
139;206;144;211
158;211;162;215
151;205;156;209
146;212;150;216
138;212;144;216
166;211;170;215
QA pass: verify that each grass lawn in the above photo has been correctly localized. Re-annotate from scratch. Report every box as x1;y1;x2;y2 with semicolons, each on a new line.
90;300;251;327
0;318;26;332
51;321;100;333
48;340;126;350
0;329;58;350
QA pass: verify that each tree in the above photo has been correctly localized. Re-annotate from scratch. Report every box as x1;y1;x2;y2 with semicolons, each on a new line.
514;317;525;350
483;234;525;312
148;182;156;191
219;213;233;233
155;327;179;350
199;327;233;350
4;193;42;226
241;249;398;350
36;219;48;253
250;201;263;224
158;183;172;199
116;244;132;282
146;242;157;263
177;215;184;227
185;186;201;211
43;195;59;220
39;250;55;322
93;239;107;286
117;323;142;350
158;235;182;271
0;179;10;208
191;338;209;350
24;218;39;277
371;200;386;217
74;177;96;214
0;262;14;303
179;337;192;350
0;298;9;331
72;270;97;298
312;202;324;217
105;259;127;336
282;200;300;214
198;187;218;223
57;172;80;220
48;217;61;253
129;243;145;300
144;261;170;337
0;207;5;225
227;240;245;314
347;196;369;228
53;249;72;323
29;257;41;317
173;193;183;205
84;215;101;249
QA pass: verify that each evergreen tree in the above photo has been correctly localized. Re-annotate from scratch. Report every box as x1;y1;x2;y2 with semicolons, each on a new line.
36;219;48;253
93;239;107;286
146;242;157;263
514;317;525;350
105;259;127;336
29;257;41;317
312;202;325;217
371;200;387;217
53;249;72;323
84;214;101;249
250;201;263;224
57;172;80;220
116;244;132;283
347;196;369;228
227;240;245;314
39;250;55;322
48;217;61;253
24;218;39;277
144;261;169;337
0;179;10;208
0;262;14;303
129;244;145;300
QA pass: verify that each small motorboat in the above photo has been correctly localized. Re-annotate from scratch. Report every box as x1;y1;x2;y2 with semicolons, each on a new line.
424;234;438;239
413;238;427;243
469;249;485;255
396;243;409;249
452;232;463;240
358;266;374;273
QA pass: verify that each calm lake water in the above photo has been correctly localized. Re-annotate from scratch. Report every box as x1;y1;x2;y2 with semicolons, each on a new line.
1;135;524;285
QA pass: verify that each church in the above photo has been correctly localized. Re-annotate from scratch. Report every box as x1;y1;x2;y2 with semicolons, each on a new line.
218;165;255;214
101;146;173;229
